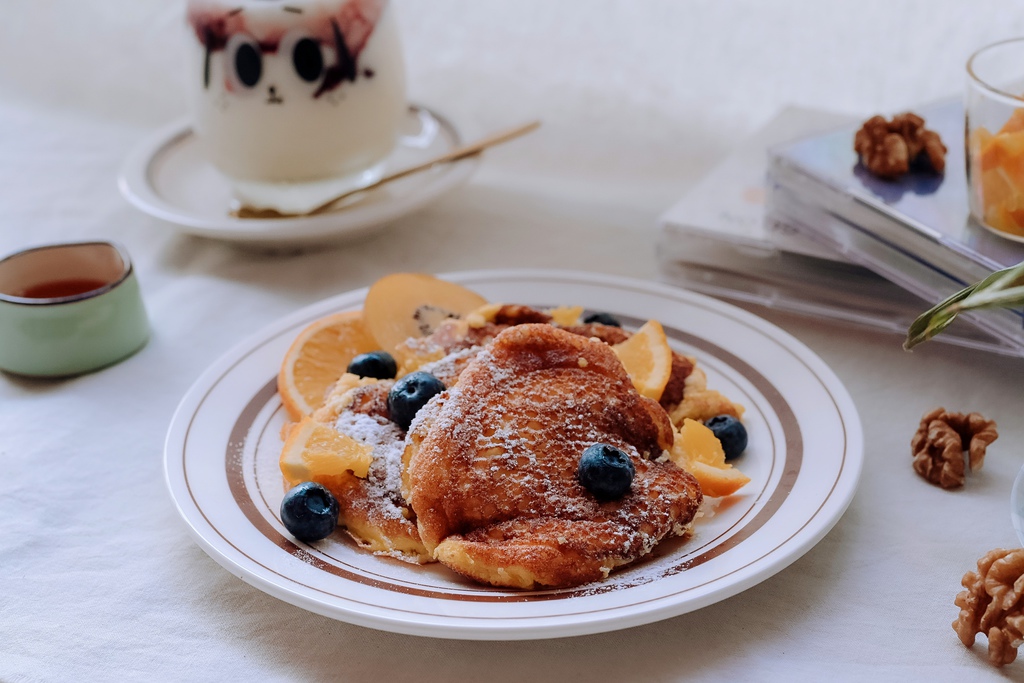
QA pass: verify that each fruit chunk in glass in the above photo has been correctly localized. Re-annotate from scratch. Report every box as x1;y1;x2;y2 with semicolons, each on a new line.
966;38;1024;238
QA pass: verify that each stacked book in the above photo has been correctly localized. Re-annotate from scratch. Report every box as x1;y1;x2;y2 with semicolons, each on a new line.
657;102;1024;356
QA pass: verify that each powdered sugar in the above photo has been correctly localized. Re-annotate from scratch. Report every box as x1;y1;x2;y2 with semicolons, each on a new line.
419;346;480;374
407;324;702;575
333;411;407;519
417;346;483;387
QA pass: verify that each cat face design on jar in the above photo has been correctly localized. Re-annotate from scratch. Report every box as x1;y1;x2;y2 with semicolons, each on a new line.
185;0;406;184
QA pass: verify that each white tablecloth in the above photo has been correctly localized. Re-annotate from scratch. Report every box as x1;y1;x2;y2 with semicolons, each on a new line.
4;1;1024;680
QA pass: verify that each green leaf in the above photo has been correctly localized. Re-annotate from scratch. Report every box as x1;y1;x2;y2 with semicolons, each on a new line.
904;260;1024;350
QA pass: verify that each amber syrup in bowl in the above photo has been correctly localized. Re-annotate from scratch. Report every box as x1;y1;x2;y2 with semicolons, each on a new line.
0;241;129;305
18;278;110;300
0;240;150;376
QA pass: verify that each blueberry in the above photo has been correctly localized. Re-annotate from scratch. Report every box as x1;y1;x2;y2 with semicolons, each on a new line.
387;371;446;431
347;350;397;379
706;415;748;461
280;482;339;543
582;312;622;327
577;443;635;501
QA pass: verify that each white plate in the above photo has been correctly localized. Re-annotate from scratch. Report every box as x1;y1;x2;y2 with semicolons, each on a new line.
119;105;477;246
164;270;863;640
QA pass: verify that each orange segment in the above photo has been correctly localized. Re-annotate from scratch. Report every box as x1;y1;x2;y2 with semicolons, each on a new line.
278;311;380;421
612;319;673;400
980;130;1024;176
1000;108;1024;135
363;273;488;354
970;125;994;154
684;461;751;499
969;119;1024;238
546;305;583;326
979;167;1017;210
987;203;1024;236
669;418;750;498
280;416;373;488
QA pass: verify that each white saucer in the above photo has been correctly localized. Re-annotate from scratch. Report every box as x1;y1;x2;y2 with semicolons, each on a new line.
118;105;478;246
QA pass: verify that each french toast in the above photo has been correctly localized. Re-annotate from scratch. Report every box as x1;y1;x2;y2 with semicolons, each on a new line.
310;380;432;563
403;324;703;589
395;305;716;417
306;344;498;564
394;304;554;374
281;287;744;585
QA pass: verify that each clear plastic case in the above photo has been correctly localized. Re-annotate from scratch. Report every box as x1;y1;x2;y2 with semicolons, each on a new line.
766;99;1024;355
657;105;1024;356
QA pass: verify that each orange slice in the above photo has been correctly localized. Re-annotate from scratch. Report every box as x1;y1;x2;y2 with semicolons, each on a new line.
670;418;750;498
280;416;373;488
546;305;584;327
612;319;673;400
363;273;488;353
278;311;380;421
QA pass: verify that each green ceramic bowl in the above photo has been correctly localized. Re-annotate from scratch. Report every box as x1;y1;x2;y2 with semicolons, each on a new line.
0;241;149;377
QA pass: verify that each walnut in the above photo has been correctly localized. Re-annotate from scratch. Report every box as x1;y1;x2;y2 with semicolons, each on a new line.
854;112;947;179
910;408;998;489
919;129;947;174
953;548;1024;666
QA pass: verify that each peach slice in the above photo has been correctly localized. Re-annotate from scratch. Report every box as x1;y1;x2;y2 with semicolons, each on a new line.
363;273;488;353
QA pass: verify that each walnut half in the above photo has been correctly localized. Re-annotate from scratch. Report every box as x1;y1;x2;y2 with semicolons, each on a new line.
953;548;1024;667
854;113;947;179
910;407;997;489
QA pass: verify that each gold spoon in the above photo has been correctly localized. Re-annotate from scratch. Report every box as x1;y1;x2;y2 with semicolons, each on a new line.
232;120;541;219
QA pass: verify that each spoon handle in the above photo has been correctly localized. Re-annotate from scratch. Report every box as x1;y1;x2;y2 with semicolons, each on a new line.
308;119;541;216
230;119;536;219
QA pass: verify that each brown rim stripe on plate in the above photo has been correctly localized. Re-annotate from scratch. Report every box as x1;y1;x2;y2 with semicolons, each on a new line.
177;276;850;620
245;315;780;596
219;312;804;604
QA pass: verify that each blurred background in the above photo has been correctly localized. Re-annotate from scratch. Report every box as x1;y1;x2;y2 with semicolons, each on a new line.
4;0;1024;236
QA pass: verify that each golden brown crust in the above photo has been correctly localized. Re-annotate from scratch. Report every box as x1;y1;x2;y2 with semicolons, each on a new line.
399;312;702;415
492;304;553;326
345;380;394;418
560;322;631;345
316;469;429;562
668;364;744;424
315;382;431;563
660;352;695;409
405;324;701;589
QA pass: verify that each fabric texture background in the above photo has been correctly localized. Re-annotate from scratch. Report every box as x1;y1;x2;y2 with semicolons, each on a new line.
3;1;1024;680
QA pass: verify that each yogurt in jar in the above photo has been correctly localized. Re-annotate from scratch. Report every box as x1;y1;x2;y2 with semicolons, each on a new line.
186;0;406;210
